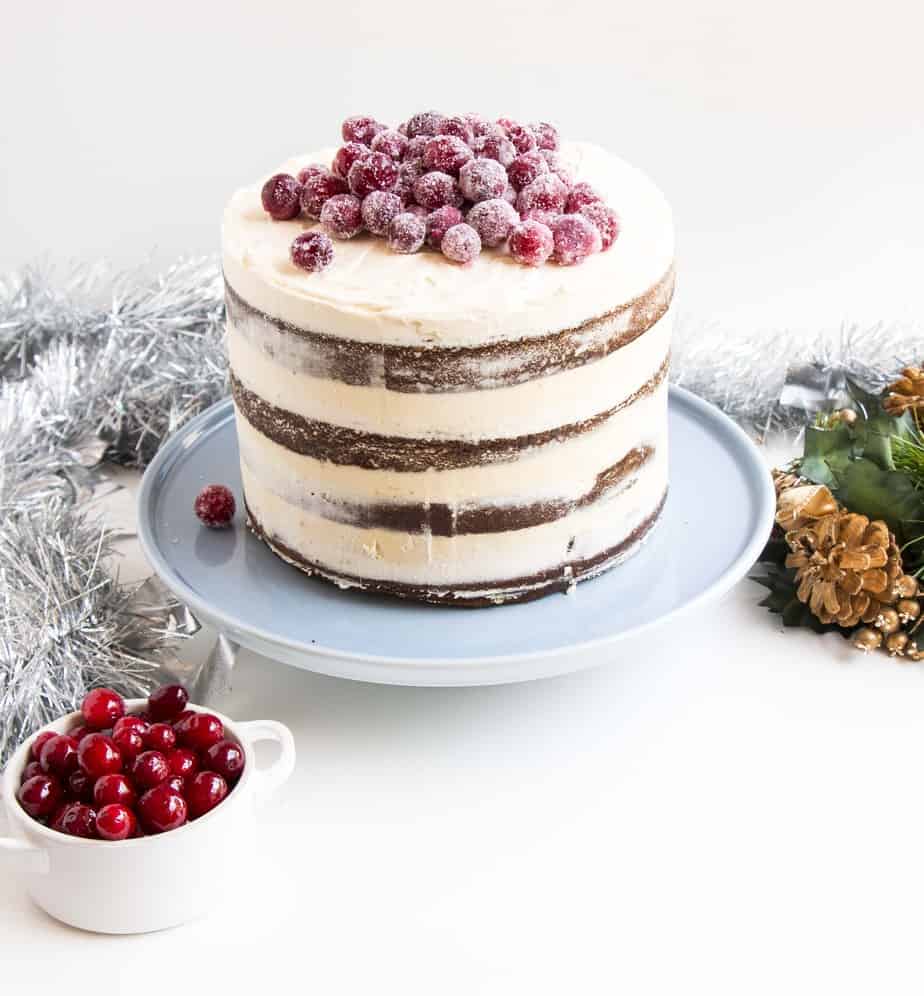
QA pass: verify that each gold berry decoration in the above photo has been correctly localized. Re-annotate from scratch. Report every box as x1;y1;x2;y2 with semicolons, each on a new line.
883;365;924;418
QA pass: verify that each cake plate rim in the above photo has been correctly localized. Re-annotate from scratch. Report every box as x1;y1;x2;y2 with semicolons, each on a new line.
137;386;775;686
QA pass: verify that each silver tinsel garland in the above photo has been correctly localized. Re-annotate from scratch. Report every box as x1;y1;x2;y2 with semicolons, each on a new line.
0;255;920;765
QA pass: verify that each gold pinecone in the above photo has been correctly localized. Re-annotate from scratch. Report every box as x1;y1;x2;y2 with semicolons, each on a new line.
883;365;924;417
772;467;806;496
775;483;839;532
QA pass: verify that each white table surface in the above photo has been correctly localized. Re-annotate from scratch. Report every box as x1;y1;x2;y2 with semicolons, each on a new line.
3;2;924;993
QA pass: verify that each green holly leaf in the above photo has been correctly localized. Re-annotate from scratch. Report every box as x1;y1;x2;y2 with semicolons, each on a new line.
834;458;924;540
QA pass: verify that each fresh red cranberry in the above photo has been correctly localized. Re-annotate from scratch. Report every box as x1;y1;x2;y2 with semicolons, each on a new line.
69;724;93;742
531;122;560;151
296;163;326;186
332;142;369;179
348;153;398;198
501;121;537;155
385;213;426;254
509;220;555;266
20;760;43;784
173;709;196;727
441;116;475;145
425;205;463;249
113;715;148;737
580;202;621;250
471;134;517;167
144;723;177;753
194;484;235;528
395;159;425;203
94;772;137;808
175;713;225;752
370;129;408;160
96;804;137;841
405;110;448;138
321;193;364;239
341;115;385;145
565;182;602;214
507;151;549;192
205;739;246;782
167;748;200;782
148;684;189;722
290;231;335;272
517;174;568;215
186;772;229;819
441;223;482;264
300;170;349;219
165;776;186;795
361;191;403;236
466;199;519;248
551;214;602;265
131;750;171;790
81;688;125;729
67;770;95;802
412;172;463;211
40;734;79;777
18;775;64;819
458;158;508;203
260;174;302;221
112;727;144;764
138;783;188;834
78;733;122;778
54;802;97;838
31;730;57;762
422;136;473;176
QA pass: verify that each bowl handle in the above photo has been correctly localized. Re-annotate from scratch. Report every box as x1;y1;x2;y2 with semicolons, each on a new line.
237;720;296;807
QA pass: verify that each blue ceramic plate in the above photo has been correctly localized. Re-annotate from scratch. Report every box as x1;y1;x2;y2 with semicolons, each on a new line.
138;388;774;686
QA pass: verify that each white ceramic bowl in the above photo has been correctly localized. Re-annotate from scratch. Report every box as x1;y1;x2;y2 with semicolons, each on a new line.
0;700;295;934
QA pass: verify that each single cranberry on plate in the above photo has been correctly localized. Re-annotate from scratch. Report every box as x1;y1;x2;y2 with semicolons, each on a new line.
18;775;64;820
260;173;302;221
81;688;125;730
167;748;200;781
148;683;189;722
290;232;334;273
194;484;235;528
53;802;98;839
175;712;225;752
131;750;171;790
94;772;137;808
78;733;123;779
138;783;188;834
39;734;79;778
144;723;177;754
96;804;138;842
186;771;229;819
204;739;246;782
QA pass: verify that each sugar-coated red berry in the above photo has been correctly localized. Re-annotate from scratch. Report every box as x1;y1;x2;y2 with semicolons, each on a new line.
175;712;225;752
290;231;334;273
425;205;463;249
68;770;95;803
94;772;137;808
204;739;246;782
509;220;555;267
260;173;302;221
147;684;189;722
551;214;602;265
386;213;426;254
403;203;428;218
520;207;558;227
458;158;508;203
111;727;144;764
565;181;602;214
194;484;235;528
517;174;568;215
321;193;364;239
131;750;171;790
31;730;57;763
167;748;200;781
441;223;481;264
348;152;398;198
81;688;125;730
498;120;536;154
96;804;137;841
186;771;229;819
53;802;97;838
361;191;403;236
138;783;188;834
531;122;560;151
297;164;326;186
300;170;348;219
144;723;177;754
370;129;408;160
40;735;79;777
406;110;447;138
471;134;517;167
463;112;493;137
18;774;64;819
422;135;473;176
395;159;425;203
466;198;519;248
540;149;574;186
507;151;549;192
113;715;149;737
441;116;475;145
78;733;122;778
341;115;385;145
21;761;43;785
579;202;621;250
332;142;370;179
412;172;463;211
402;135;430;163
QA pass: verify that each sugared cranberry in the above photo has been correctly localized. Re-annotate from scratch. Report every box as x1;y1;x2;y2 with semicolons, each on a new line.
165;776;186;795
361;191;403;236
94;773;137;808
517;174;569;215
40;735;79;777
412;172;463;211
370;129;408;160
205;739;246;782
507;151;549;192
463;112;493;137
81;688;125;730
520;207;558;227
112;727;144;764
175;713;225;752
341;115;385;145
503;122;537;155
68;770;95;803
18;775;64;819
138;783;188;834
402;135;430;163
260;174;302;221
395;159;425;203
403;203;428;218
78;733;122;778
144;723;177;753
332;142;370;179
441;116;475;145
300;169;348;219
131;750;171;790
458;158;508;203
471;134;517;167
297;163;326;186
466;199;519;248
580;202;621;250
321;194;364;239
96;804;137;841
194;484;235;527
21;761;43;784
54;802;97;838
551;214;602;265
385;213;426;254
31;730;57;762
441;224;482;264
509;220;555;267
290;231;334;273
565;182;602;214
113;715;149;737
531;122;560;151
503;185;518;206
540;150;574;186
347;152;398;198
405;110;447;138
425;205;463;249
186;771;229;820
422;135;473;176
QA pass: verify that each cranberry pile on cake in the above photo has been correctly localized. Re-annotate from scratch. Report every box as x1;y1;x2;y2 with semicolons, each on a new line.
223;112;675;605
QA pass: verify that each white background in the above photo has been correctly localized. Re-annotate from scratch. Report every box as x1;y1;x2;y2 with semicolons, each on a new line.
2;2;924;993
